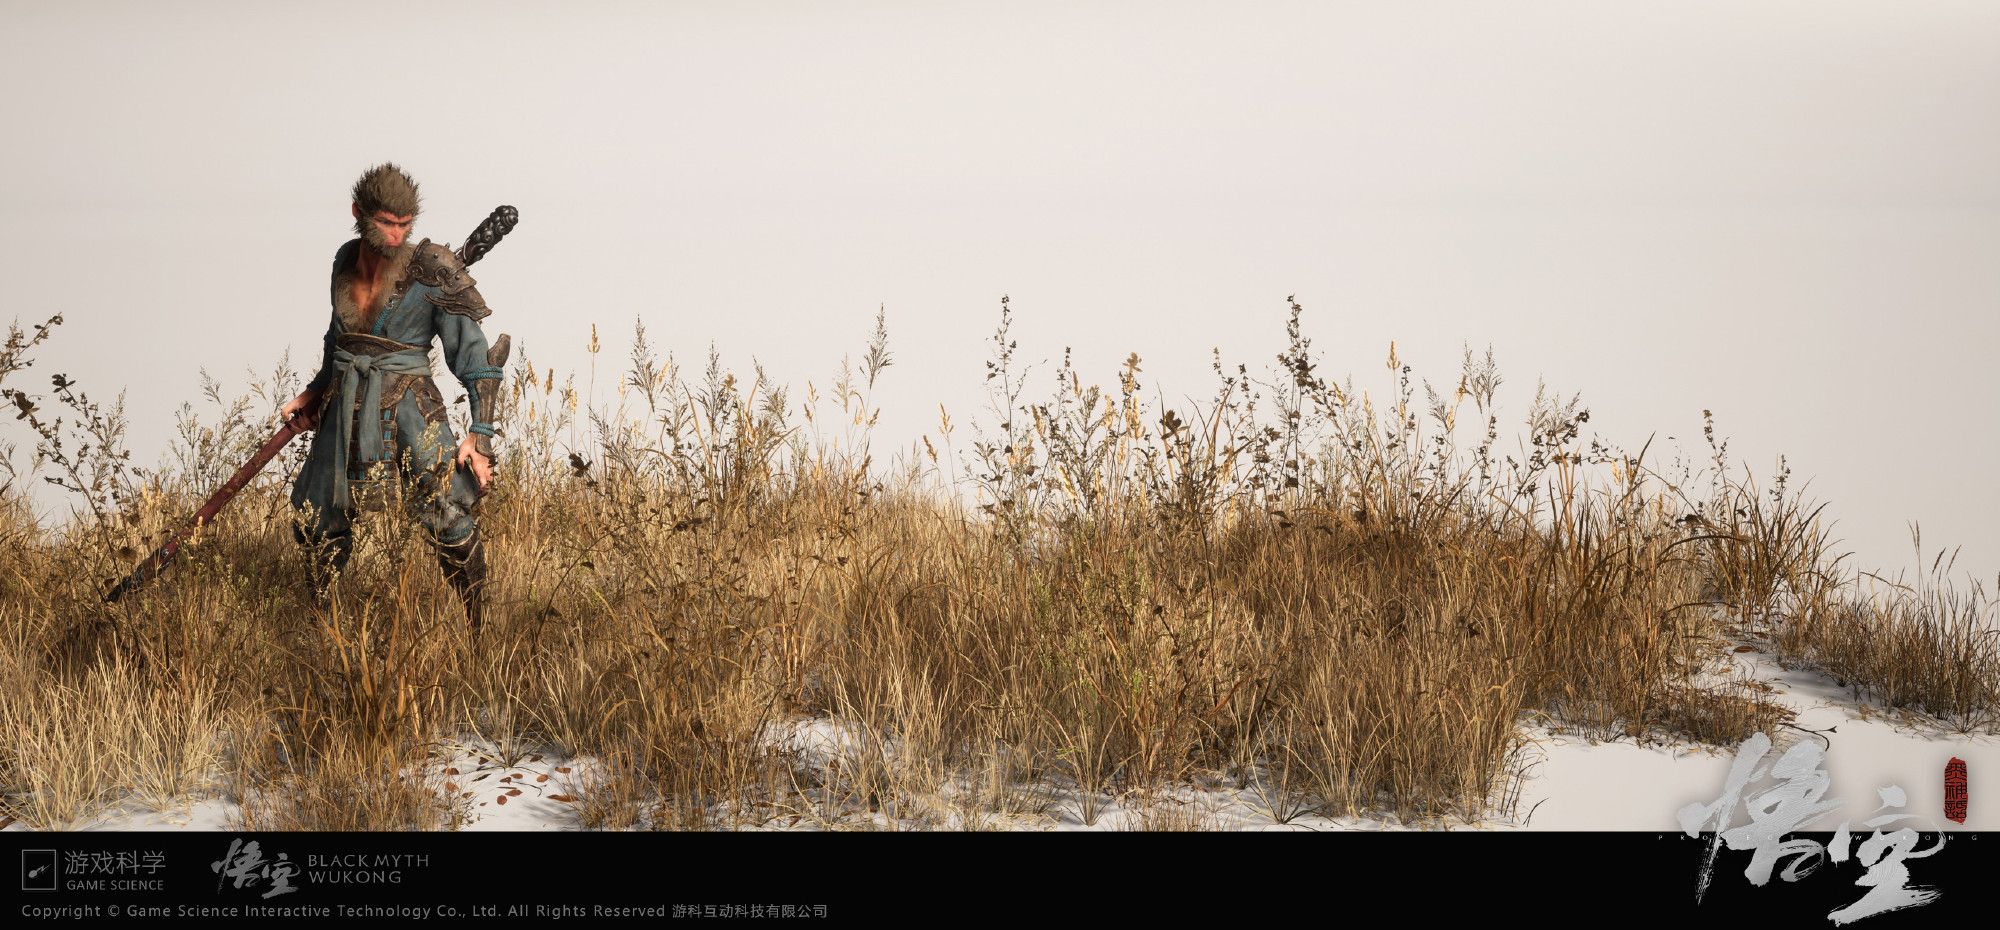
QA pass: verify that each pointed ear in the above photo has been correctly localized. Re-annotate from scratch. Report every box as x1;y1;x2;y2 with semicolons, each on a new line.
351;202;361;219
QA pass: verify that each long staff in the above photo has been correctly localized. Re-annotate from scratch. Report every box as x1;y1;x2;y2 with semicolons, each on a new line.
102;206;520;604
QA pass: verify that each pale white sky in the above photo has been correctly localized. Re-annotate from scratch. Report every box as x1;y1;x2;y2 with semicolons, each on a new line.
2;0;1996;580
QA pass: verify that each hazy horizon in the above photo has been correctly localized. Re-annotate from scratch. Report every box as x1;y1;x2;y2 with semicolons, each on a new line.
2;0;1996;583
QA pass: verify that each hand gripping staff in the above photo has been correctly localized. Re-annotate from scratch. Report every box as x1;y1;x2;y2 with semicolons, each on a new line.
103;206;520;604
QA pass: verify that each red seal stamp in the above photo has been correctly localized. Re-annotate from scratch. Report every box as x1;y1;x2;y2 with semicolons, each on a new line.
1943;756;1967;824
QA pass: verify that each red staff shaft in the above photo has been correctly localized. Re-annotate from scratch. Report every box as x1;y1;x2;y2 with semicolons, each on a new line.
103;416;308;603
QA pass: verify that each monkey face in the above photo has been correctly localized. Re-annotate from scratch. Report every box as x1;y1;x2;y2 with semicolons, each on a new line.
352;203;416;255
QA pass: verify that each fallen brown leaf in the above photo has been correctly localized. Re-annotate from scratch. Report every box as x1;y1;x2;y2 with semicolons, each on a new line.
507;788;523;797
549;794;576;803
445;782;458;792
497;795;508;806
536;774;549;783
556;767;572;774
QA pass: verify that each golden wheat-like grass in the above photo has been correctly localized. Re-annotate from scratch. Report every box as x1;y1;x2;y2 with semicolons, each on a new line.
0;304;1991;831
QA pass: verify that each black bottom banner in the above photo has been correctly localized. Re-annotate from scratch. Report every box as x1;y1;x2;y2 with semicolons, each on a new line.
3;831;1992;924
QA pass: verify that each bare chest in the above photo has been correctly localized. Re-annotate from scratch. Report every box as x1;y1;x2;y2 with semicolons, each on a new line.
352;278;381;314
347;275;400;331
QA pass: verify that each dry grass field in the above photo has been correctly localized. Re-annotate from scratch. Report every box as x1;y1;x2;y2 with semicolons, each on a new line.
2;301;1994;831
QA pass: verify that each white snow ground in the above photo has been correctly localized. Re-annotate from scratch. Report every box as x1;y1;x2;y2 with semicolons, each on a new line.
8;642;1994;833
420;739;616;832
1505;645;1999;831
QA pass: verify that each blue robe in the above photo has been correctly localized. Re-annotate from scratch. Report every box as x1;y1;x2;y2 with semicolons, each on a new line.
291;238;490;547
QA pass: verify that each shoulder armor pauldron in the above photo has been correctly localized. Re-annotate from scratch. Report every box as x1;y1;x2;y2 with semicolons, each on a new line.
410;240;469;288
411;239;491;321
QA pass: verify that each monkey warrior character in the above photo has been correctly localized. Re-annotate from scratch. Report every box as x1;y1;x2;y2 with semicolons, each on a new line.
279;163;505;626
